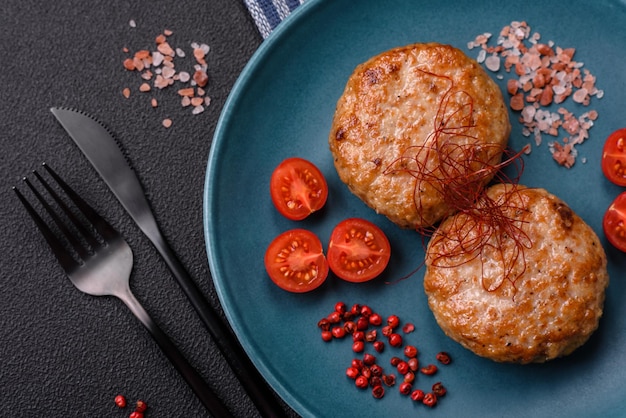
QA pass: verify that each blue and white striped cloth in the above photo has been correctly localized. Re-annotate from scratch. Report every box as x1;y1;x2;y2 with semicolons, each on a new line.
244;0;306;39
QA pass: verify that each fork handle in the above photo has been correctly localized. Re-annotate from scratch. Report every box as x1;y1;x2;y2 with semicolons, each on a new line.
118;287;232;417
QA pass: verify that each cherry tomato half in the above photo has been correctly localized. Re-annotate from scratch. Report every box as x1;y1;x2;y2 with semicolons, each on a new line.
603;191;626;252
601;128;626;186
270;157;328;220
264;229;329;292
327;218;391;282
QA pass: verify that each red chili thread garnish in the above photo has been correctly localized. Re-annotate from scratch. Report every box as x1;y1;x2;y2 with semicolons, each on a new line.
382;68;533;294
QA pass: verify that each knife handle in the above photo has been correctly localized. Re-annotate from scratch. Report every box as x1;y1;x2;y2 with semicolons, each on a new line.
151;233;288;418
120;287;232;417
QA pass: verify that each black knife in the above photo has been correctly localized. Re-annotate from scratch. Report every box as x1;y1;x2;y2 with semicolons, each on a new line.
50;107;287;418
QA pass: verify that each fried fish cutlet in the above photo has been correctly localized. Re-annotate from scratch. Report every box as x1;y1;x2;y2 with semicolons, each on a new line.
424;184;609;364
329;42;511;229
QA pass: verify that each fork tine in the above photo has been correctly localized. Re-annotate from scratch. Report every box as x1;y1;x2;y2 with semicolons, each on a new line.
13;185;80;272
42;163;119;242
23;175;92;260
33;168;103;253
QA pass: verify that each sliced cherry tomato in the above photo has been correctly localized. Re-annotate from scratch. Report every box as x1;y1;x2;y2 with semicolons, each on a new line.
327;218;391;282
603;191;626;252
264;229;329;292
270;157;328;220
601;128;626;186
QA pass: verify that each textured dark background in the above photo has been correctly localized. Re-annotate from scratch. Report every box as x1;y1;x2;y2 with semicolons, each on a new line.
0;0;298;416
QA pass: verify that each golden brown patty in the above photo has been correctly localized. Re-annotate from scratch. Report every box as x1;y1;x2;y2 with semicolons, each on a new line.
424;184;609;363
329;43;511;229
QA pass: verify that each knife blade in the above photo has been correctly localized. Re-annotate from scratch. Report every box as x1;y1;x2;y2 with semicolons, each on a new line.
50;107;287;418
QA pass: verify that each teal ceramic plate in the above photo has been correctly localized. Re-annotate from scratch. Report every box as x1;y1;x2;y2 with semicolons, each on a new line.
205;1;626;416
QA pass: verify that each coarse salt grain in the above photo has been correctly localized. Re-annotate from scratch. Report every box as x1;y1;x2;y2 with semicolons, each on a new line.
469;21;603;168
122;28;213;126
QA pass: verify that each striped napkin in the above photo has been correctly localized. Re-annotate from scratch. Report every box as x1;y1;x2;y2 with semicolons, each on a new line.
244;0;306;39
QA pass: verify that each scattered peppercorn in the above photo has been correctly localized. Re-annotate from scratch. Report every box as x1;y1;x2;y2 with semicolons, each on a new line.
423;392;437;408
317;302;452;411
114;394;127;408
436;351;452;365
432;382;447;397
410;389;425;402
420;364;438;376
372;385;385;399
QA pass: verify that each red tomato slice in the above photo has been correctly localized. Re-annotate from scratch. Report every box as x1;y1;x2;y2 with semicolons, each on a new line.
264;229;329;292
270;157;328;220
327;218;391;282
601;128;626;186
603;191;626;252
